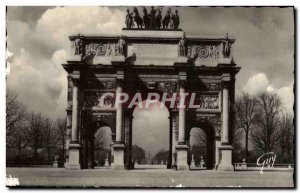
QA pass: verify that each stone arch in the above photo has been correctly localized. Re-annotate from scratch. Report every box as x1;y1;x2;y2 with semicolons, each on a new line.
130;97;171;169
187;121;215;169
81;113;116;169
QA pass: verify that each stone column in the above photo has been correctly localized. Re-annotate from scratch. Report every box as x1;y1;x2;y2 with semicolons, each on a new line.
65;76;72;165
167;115;172;169
222;87;229;144
171;113;178;169
214;136;221;169
217;80;234;171
65;109;72;164
125;113;133;169
178;87;185;143
65;79;81;169
175;82;189;170
113;80;125;170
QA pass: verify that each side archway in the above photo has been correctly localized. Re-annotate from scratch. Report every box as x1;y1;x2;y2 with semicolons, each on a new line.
93;126;112;167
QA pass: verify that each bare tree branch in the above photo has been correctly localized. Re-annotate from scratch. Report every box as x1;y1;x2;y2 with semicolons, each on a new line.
251;92;282;153
6;89;26;137
278;113;294;163
235;92;259;160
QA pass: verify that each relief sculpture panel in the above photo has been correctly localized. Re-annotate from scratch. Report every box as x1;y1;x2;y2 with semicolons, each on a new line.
187;44;221;59
85;43;117;56
82;90;115;108
197;93;220;110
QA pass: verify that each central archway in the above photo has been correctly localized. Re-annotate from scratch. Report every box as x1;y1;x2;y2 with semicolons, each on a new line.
132;100;170;169
188;123;215;169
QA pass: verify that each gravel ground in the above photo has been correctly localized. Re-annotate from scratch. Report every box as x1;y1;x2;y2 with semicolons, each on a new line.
6;166;294;188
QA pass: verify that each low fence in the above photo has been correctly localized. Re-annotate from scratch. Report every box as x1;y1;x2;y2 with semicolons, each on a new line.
6;160;63;168
234;162;294;171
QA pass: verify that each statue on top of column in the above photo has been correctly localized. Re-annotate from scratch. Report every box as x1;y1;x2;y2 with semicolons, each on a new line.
116;35;126;55
222;33;231;58
178;33;186;57
74;34;83;55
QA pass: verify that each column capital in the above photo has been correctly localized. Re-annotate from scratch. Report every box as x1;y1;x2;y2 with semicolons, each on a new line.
71;70;80;86
222;81;231;89
116;79;124;88
71;78;80;87
66;107;72;113
221;73;231;81
116;70;124;79
178;79;186;88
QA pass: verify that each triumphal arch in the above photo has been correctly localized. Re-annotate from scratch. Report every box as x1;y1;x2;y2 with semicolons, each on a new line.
63;7;240;171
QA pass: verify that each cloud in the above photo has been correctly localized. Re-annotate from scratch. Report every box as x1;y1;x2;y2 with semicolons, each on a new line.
242;73;270;94
6;49;66;118
33;6;125;58
241;73;294;114
7;7;126;118
276;85;294;114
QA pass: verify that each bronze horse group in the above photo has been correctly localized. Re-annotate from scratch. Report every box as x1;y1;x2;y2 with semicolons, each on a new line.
126;7;180;30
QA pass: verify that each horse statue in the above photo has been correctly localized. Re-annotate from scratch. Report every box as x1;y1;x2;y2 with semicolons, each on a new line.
132;7;143;28
149;6;157;29
142;7;150;29
173;10;180;29
162;8;171;29
155;9;162;29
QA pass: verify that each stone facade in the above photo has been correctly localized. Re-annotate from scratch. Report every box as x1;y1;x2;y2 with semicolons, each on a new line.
63;28;240;171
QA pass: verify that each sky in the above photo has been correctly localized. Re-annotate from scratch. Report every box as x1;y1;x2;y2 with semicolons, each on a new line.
6;6;294;157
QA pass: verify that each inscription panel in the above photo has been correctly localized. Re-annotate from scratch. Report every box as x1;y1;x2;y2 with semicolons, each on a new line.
127;44;178;58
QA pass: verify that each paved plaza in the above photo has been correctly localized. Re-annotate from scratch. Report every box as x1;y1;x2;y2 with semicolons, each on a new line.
6;166;294;188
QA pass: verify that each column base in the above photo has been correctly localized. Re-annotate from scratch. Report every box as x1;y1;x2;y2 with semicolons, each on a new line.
112;143;125;170
177;56;188;63
111;55;125;62
65;163;81;170
217;145;234;171
53;161;58;168
176;144;189;171
65;143;81;170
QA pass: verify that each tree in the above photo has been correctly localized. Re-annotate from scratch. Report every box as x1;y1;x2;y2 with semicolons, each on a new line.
55;117;67;161
251;92;282;153
278;113;294;163
153;149;169;164
132;145;146;164
24;112;45;160
6;122;27;159
235;92;259;161
43;118;58;161
6;89;26;137
233;123;244;162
